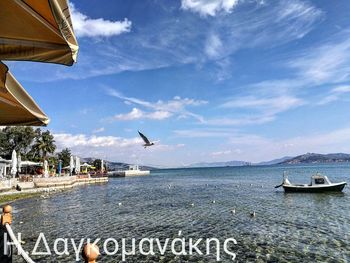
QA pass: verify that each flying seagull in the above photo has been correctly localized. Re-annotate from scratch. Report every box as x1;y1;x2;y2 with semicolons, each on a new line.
138;131;155;148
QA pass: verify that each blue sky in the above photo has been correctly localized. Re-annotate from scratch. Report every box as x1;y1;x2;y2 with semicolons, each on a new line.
9;0;350;167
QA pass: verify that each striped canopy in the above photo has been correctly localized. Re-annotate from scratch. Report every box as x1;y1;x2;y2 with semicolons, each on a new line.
0;0;78;66
0;61;49;126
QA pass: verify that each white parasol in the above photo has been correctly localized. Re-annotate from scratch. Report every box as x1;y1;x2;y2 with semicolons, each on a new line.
10;150;17;178
43;159;49;178
70;155;75;175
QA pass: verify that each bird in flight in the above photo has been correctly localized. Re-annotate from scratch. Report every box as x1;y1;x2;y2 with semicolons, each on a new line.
138;131;155;148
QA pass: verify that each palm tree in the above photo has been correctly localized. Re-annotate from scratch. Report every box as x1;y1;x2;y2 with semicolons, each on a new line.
32;130;56;159
57;148;71;167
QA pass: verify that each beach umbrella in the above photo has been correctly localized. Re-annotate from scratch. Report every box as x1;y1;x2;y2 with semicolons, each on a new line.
70;155;75;175
0;61;49;126
43;159;49;178
58;160;62;175
17;154;22;174
0;0;78;66
0;166;4;178
10;150;17;178
75;156;80;174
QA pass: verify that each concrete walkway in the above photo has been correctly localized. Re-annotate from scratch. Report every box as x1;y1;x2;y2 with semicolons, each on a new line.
0;176;108;197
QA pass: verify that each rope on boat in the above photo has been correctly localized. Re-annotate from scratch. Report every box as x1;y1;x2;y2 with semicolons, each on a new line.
4;223;35;263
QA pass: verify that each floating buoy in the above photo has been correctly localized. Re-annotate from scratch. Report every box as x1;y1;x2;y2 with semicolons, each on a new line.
231;209;236;214
212;200;216;204
190;203;194;207
250;211;256;217
118;202;122;206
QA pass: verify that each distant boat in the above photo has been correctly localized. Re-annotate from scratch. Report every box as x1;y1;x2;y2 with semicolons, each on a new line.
275;172;347;193
108;165;150;177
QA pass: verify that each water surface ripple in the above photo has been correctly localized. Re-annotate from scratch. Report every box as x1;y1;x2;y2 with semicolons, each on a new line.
11;165;350;262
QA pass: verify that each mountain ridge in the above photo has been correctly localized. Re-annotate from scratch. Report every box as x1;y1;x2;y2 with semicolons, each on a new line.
81;153;350;170
187;153;350;168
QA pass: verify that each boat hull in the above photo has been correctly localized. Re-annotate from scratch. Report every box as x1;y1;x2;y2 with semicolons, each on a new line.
283;183;347;193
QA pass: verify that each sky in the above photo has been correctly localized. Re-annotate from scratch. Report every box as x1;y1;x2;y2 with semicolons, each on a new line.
8;0;350;167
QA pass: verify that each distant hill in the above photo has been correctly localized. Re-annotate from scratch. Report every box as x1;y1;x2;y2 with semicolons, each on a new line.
81;153;350;170
187;153;350;168
257;156;294;166
279;153;350;164
188;160;251;168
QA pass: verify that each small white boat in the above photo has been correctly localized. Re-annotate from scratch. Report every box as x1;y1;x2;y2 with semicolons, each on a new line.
275;172;347;193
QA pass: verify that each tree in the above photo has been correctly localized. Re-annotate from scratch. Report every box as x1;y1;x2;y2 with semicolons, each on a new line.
31;130;56;160
93;159;102;170
57;148;71;167
0;127;36;159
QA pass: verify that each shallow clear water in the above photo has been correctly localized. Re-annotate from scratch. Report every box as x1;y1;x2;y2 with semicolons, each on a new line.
10;164;350;262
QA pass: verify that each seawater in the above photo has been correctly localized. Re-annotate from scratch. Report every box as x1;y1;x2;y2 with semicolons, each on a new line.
12;164;350;262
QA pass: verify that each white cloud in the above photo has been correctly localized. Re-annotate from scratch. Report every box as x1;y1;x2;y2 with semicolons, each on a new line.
227;127;350;162
181;0;239;16
13;0;322;82
205;34;224;59
175;127;350;163
106;89;207;122
211;150;232;156
54;133;141;149
221;95;304;114
318;85;350;105
205;115;275;126
112;108;172;121
53;132;186;166
92;127;105;133
201;94;304;127
333;86;350;93
70;4;132;37
174;128;236;138
288;36;350;84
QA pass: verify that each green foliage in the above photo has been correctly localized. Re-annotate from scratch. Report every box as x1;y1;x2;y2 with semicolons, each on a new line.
0;126;59;162
91;159;107;171
31;129;56;160
93;159;102;170
57;148;71;167
0;127;36;159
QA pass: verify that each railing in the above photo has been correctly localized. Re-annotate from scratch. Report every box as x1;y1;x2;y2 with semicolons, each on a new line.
0;205;100;262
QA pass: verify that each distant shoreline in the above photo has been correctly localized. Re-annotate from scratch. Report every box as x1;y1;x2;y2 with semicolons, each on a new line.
155;162;350;170
0;176;108;205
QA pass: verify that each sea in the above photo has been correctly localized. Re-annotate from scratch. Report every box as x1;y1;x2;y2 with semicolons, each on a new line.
11;164;350;262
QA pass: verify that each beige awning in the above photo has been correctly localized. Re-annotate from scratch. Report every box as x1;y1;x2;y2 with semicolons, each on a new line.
0;0;78;66
0;61;49;126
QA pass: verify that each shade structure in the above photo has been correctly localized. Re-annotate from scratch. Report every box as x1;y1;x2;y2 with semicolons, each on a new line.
58;159;62;175
17;154;22;170
75;156;80;174
43;159;49;178
11;150;17;178
0;61;49;126
0;0;78;66
69;155;74;175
